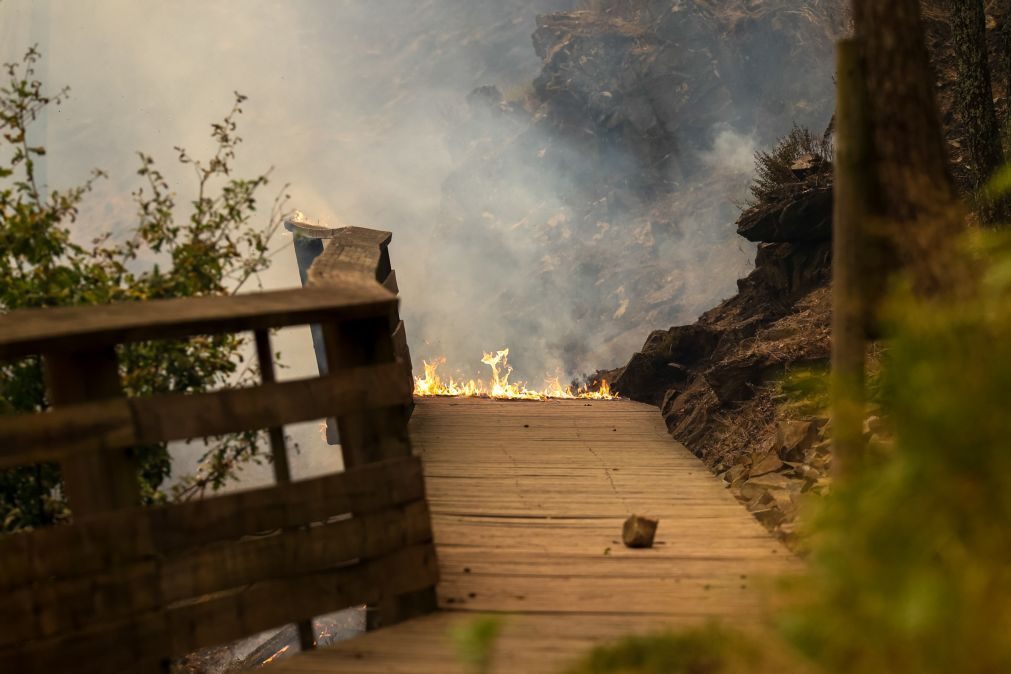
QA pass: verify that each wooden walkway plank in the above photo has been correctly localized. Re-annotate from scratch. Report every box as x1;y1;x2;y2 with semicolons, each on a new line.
270;398;797;673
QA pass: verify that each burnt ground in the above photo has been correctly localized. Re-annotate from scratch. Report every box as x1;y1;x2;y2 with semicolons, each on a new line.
612;163;835;542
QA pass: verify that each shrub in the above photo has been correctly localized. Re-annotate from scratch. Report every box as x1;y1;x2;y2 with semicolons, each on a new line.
749;124;834;205
0;47;287;530
778;229;1011;674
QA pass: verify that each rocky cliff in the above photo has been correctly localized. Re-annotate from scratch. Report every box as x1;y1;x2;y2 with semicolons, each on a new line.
426;0;844;380
612;148;834;539
610;0;1011;541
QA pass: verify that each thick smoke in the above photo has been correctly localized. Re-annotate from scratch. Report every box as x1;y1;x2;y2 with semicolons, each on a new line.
1;1;839;479
0;0;583;480
402;1;840;385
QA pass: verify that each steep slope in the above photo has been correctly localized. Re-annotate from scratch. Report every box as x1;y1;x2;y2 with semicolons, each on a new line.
611;0;1011;541
422;0;844;381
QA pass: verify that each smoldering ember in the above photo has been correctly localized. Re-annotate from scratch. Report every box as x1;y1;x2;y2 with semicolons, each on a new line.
1;2;1008;674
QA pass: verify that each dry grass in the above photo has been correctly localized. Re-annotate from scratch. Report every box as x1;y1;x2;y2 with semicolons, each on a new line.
749;125;834;206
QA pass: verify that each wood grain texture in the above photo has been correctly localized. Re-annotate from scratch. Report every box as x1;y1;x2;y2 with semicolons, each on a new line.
43;347;140;517
0;362;411;469
0;500;433;647
382;269;400;295
0;286;396;359
0;455;434;672
0;456;426;590
272;398;799;674
308;233;392;287
0;543;439;674
323;318;409;468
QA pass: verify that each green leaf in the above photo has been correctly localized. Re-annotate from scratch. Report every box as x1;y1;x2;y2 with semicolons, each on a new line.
983;162;1011;199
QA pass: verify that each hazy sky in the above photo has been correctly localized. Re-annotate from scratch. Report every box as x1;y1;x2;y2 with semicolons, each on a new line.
0;0;573;323
1;0;829;488
0;0;578;484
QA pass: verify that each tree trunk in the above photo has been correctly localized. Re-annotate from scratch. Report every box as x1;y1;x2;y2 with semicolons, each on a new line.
948;0;1005;223
851;0;968;295
1003;15;1011;143
831;41;873;479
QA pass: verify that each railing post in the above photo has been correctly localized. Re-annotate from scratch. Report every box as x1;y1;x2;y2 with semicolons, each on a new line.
323;315;407;466
321;313;436;630
254;328;315;651
43;347;139;518
285;216;433;628
831;39;873;480
286;218;417;442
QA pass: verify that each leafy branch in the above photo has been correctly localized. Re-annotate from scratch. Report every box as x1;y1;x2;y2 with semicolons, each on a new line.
0;46;291;531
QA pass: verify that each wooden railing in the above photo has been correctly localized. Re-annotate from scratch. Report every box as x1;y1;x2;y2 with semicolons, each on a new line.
285;218;414;445
0;231;436;673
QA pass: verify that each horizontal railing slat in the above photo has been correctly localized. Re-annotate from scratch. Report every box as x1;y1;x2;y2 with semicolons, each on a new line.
1;500;433;647
0;362;410;469
0;399;135;466
0;286;396;360
132;361;409;445
0;543;439;674
162;499;432;605
169;542;437;659
0;456;425;590
0;223;435;673
309;247;383;284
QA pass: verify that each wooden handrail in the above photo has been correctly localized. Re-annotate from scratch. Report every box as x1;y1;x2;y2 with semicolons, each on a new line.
285;217;414;433
0;363;411;470
0;222;437;671
0;285;395;360
284;218;427;631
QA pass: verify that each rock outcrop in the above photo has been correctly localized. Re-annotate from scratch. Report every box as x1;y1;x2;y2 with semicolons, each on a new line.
609;0;1011;542
428;1;843;379
614;160;834;541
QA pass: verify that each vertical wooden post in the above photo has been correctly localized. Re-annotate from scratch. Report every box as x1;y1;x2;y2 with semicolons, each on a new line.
254;329;315;652
44;347;139;518
323;315;410;467
322;312;436;630
254;330;293;483
831;39;873;479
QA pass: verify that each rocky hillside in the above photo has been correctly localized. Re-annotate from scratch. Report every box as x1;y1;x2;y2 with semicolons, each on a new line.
422;0;844;380
611;0;1011;542
613;143;834;540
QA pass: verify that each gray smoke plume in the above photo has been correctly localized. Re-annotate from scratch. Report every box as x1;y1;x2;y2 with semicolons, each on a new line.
1;0;840;480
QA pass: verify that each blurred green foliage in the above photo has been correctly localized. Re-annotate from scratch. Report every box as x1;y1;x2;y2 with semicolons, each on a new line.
749;125;833;206
564;223;1011;672
451;615;505;674
564;624;772;674
983;162;1011;203
0;47;287;531
778;227;1011;674
779;366;831;417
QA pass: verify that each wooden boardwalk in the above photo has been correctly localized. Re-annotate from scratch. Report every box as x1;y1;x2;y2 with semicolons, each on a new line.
273;397;797;674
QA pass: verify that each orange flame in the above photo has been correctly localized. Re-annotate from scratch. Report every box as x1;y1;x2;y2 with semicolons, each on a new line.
262;645;290;665
414;348;618;400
